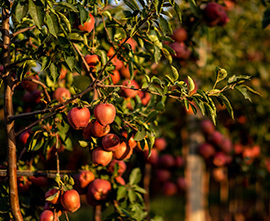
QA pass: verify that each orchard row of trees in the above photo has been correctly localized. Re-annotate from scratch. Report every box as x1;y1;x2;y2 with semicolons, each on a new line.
1;0;268;220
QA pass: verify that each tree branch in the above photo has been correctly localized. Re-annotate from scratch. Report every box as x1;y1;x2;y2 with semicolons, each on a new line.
11;25;36;38
2;7;24;221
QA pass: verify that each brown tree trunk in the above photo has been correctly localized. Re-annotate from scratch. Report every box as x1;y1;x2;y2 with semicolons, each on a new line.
94;205;102;221
2;7;23;221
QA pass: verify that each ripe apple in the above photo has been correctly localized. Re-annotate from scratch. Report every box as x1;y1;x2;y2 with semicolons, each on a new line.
86;179;111;203
78;13;95;33
121;131;137;149
107;47;124;70
21;72;39;92
67;107;90;130
75;170;95;189
175;156;184;167
108;159;127;176
110;69;121;84
53;87;71;103
220;138;233;154
92;147;113;166
208;131;223;147
144;148;159;165
176;177;186;191
39;210;59;221
154;137;167;151
19;129;31;145
169;42;191;60
156;169;171;183
91;120;111;137
119;64;138;79
60;68;67;79
121;79;140;98
213;152;230;167
94;103;116;126
203;2;229;27
265;159;270;173
234;143;243;155
199;143;215;159
163;181;177;196
138;91;151;106
125;38;137;51
173;27;188;43
17;176;30;193
84;54;99;67
212;167;227;182
201;119;215;135
60;189;81;212
82;121;94;140
45;188;60;204
115;176;126;185
29;176;48;187
158;154;175;168
113;141;133;160
102;133;120;151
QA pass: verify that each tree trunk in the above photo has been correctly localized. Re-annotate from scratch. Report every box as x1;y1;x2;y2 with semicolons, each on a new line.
2;7;23;221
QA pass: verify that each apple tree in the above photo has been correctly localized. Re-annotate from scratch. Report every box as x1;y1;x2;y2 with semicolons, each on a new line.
0;0;258;220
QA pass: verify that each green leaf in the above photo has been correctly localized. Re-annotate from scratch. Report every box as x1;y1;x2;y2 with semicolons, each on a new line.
46;12;59;38
128;190;137;203
235;86;252;102
49;63;58;83
262;9;270;29
15;1;28;22
117;186;127;201
29;0;44;29
73;75;91;91
161;47;172;64
218;93;234;120
215;67;227;85
102;10;112;20
58;12;72;33
153;45;161;63
133;185;147;194
78;4;89;25
129;168;141;185
174;3;182;23
169;65;179;81
63;137;73;151
64;56;75;71
46;191;59;202
123;0;139;11
55;2;78;12
227;75;251;85
187;76;195;94
134;128;146;141
159;15;173;36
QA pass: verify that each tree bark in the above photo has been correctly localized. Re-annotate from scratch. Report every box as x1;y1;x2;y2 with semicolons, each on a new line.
94;205;102;221
2;7;23;221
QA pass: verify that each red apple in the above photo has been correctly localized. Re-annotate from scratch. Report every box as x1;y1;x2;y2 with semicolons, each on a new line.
203;2;229;27
121;79;140;98
234;143;243;155
199;143;216;159
176;177;186;191
84;54;99;67
169;42;191;60
67;107;90;130
212;167;227;182
144;148;159;165
86;179;111;205
18;176;30;193
45;188;60;204
102;133;120;151
29;176;48;187
60;68;67;79
119;64;138;79
173;27;188;43
53;87;71;103
110;69;121;84
107;47;124;70
220;138;233;154
138;91;151;106
201;119;215;135
92;147;113;166
208;131;223;147
175;156;184;167
121;131;137;149
163;181;177;196
113;142;133;160
75;170;95;189
78;13;95;33
60;190;81;212
39;210;59;221
158;154;175;168
154;137;167;151
213;152;230;167
94;103;116;126
91;120;111;137
82;121;94;140
156;169;171;183
19;129;31;145
108;159;127;176
21;72;39;92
